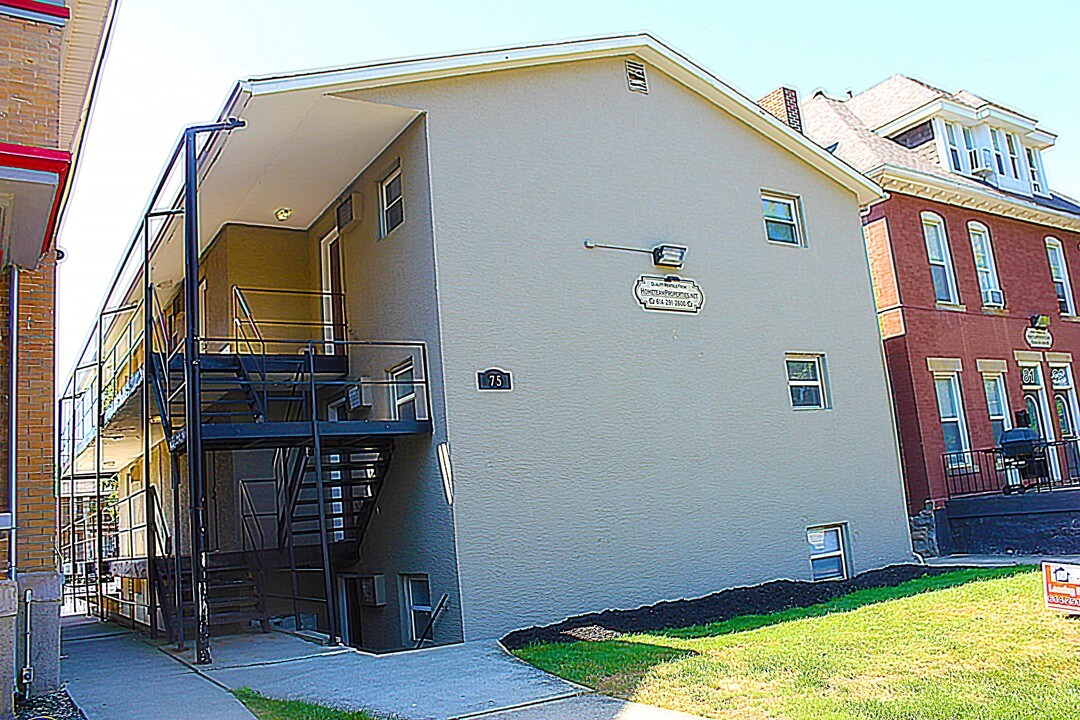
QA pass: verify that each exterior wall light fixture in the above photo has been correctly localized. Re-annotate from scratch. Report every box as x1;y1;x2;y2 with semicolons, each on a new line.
1031;314;1051;329
583;239;687;269
651;244;686;268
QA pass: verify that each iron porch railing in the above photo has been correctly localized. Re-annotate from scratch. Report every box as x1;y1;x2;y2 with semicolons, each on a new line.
943;438;1080;498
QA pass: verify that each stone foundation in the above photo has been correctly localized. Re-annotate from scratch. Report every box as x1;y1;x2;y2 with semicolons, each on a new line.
909;501;939;557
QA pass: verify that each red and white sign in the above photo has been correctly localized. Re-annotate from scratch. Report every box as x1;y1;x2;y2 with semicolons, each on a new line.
1043;562;1080;614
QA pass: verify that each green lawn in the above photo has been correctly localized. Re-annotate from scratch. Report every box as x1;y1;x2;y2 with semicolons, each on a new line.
515;567;1080;720
233;688;377;720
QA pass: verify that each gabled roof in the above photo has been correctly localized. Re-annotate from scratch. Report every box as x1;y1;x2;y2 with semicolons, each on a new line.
222;33;884;206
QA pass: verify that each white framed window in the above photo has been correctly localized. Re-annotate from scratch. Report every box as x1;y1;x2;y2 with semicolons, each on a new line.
785;354;829;410
921;212;959;305
1005;133;1022;179
807;525;848;581
934;372;970;457
1046;237;1075;316
379;166;404;238
1026;147;1047;195
389;360;417;421
761;192;803;246
943;122;963;173
991;130;1006;175
982;373;1011;445
403;574;432;643
962;126;979;172
968;222;1002;307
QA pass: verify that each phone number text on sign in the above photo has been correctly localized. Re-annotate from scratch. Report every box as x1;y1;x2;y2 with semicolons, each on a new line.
633;275;704;314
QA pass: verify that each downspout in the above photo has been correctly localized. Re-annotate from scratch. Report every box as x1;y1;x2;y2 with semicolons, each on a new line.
7;268;18;582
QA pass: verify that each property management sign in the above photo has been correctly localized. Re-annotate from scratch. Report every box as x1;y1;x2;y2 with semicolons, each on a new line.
1043;561;1080;614
634;275;704;314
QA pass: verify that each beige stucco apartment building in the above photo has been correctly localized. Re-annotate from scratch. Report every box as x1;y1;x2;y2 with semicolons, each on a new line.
59;35;914;655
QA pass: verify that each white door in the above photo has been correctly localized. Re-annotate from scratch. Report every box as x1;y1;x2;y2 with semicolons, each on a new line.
320;229;344;354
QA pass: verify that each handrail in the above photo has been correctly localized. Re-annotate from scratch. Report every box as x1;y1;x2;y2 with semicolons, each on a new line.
415;593;450;649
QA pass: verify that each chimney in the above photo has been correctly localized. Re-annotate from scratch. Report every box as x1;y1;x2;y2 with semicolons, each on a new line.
758;87;803;134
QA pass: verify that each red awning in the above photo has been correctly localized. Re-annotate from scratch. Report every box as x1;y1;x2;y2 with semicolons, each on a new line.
0;142;71;269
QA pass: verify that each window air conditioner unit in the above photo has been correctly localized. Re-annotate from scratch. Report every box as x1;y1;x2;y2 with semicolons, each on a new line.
972;148;995;177
336;192;363;232
984;289;1005;307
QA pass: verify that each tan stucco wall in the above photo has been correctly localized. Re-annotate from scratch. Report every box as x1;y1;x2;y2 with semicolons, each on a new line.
350;56;914;640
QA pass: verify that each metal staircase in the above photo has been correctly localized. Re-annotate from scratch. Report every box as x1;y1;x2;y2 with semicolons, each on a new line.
153;551;270;642
138;285;431;648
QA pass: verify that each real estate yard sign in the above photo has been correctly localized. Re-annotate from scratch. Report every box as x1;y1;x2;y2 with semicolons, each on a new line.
1043;562;1080;614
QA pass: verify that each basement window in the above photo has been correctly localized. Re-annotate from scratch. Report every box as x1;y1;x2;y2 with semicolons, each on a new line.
403;574;432;643
807;525;848;581
380;166;404;238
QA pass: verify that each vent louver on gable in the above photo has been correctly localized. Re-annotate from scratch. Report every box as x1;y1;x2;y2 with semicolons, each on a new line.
625;59;648;94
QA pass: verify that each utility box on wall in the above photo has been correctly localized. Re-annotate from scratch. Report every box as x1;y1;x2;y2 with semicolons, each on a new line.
359;575;386;607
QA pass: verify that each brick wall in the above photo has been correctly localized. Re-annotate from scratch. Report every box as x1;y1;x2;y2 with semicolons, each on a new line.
758;87;803;134
0;14;61;148
866;192;1080;512
0;13;61;574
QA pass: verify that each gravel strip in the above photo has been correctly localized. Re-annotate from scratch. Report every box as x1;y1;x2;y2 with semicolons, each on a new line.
502;564;977;649
15;688;86;720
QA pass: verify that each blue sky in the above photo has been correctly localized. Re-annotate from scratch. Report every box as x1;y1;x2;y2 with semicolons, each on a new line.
56;0;1078;375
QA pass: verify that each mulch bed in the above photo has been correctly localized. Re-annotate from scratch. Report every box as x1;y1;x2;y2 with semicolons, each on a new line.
15;689;86;720
502;564;973;649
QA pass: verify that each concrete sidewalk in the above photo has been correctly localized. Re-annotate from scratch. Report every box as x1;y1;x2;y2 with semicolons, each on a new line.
170;631;702;720
61;616;256;720
62;618;702;720
926;554;1080;567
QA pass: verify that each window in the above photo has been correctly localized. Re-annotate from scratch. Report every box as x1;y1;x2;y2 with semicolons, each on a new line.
934;373;970;456
982;374;1010;445
922;213;958;304
761;192;803;246
1050;366;1079;440
1046;237;1075;315
968;223;1002;307
991;130;1006;175
807;525;848;581
1026;147;1047;194
402;574;432;643
962;126;979;172
785;354;829;410
1005;133;1022;179
389;360;417;421
379;166;404;237
943;122;963;173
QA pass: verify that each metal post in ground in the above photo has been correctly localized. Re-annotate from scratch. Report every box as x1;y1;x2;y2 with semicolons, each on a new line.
307;345;338;645
181;118;245;665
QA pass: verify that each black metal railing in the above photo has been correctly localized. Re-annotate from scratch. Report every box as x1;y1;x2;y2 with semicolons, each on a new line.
60;484;172;634
944;438;1080;498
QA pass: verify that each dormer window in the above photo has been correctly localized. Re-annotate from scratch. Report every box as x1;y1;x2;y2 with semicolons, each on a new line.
991;131;1006;176
1026;147;1047;195
1005;133;1022;179
943;122;963;173
962;126;979;172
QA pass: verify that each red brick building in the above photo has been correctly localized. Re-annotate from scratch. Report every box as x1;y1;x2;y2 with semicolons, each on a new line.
800;76;1080;556
0;0;113;708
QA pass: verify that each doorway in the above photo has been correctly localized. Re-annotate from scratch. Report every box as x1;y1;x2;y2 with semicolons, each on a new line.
1021;364;1059;479
337;574;363;648
320;229;345;354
